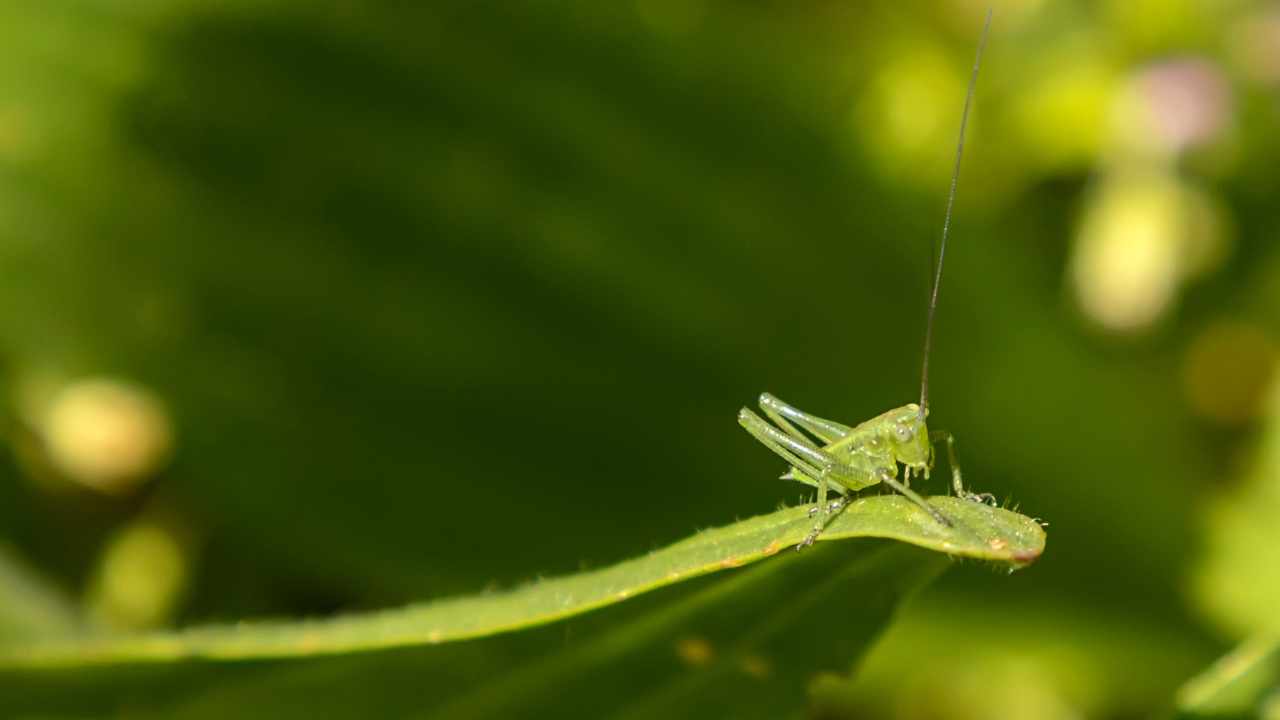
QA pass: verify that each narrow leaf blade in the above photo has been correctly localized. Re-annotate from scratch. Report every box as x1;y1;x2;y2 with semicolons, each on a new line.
0;496;1044;669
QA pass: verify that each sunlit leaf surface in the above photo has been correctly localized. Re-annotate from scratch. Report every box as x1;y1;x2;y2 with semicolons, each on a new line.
0;496;1042;669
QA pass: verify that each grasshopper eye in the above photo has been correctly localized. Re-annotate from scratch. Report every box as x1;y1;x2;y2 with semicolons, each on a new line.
894;424;914;442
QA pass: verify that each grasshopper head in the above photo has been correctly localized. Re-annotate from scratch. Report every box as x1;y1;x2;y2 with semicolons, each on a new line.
886;403;931;474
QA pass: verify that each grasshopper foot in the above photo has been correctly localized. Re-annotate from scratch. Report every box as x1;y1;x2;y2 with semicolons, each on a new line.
927;506;953;528
795;528;821;551
801;495;848;549
806;498;846;518
962;491;998;506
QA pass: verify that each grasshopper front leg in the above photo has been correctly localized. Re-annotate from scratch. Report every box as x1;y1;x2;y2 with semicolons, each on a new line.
930;430;997;506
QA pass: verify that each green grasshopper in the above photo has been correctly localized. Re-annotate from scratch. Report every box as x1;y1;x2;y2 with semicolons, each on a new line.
739;11;997;549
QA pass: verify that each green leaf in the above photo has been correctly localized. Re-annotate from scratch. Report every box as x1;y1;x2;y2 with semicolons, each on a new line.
0;496;1043;670
1176;635;1280;719
0;500;1042;718
0;541;942;719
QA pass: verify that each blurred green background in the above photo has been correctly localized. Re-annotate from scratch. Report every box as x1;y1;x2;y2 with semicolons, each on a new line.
2;0;1279;716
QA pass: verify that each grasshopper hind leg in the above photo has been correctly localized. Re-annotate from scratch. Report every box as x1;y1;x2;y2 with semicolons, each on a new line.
738;408;846;548
758;394;852;444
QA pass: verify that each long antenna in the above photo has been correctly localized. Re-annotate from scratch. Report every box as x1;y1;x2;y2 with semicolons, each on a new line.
919;8;991;419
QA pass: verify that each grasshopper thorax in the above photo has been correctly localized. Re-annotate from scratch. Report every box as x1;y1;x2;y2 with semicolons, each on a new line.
882;403;931;475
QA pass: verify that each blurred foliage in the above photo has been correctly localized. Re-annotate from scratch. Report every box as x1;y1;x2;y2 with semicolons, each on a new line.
1;0;1279;716
1177;636;1280;720
1192;377;1280;639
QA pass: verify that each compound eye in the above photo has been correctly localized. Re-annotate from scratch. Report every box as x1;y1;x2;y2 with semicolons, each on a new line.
894;424;913;442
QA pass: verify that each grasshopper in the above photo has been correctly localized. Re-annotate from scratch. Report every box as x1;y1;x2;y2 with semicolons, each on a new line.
739;11;997;549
